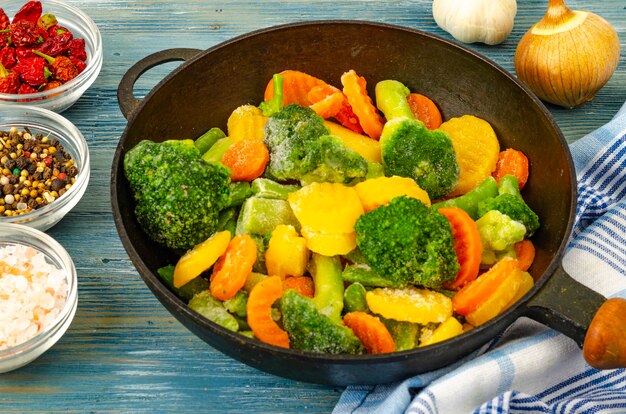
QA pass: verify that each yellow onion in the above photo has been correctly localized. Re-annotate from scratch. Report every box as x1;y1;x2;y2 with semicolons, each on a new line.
514;0;620;108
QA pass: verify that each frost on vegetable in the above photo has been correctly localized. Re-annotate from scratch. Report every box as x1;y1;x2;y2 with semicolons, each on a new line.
476;175;539;237
476;210;526;265
263;104;368;184
281;289;365;354
235;197;299;236
355;196;459;288
188;290;239;332
380;117;460;200
124;139;231;251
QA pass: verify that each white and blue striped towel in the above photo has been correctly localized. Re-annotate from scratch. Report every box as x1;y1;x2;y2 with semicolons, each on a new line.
334;101;626;414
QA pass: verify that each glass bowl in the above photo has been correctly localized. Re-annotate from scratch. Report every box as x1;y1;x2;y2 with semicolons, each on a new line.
0;105;90;231
0;223;77;373
0;0;103;113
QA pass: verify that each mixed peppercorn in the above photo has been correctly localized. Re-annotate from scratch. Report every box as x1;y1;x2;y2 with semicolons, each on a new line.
0;1;87;96
0;126;78;216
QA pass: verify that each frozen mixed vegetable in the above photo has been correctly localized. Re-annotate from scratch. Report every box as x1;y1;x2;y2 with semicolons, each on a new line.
124;69;540;355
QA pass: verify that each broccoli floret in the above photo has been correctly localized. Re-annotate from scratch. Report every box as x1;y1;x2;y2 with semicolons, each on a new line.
281;289;365;354
354;196;459;288
380;117;460;200
476;210;526;265
263;104;368;183
477;175;540;236
299;135;368;184
124;139;231;250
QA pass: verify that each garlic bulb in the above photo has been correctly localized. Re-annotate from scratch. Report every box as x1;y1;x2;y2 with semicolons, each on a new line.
432;0;517;45
514;0;620;108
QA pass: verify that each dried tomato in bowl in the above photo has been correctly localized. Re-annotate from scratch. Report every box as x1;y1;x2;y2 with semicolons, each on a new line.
0;1;88;95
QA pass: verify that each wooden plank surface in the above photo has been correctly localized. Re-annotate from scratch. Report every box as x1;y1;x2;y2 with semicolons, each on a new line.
1;1;624;412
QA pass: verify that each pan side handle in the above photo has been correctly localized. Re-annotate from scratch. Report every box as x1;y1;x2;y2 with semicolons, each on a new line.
522;264;626;369
117;48;202;120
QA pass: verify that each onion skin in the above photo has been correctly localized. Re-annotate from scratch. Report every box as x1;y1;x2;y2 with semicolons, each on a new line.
514;0;620;109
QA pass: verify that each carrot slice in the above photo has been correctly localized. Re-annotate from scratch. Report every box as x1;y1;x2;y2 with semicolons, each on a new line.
210;234;258;300
343;311;395;354
406;93;443;130
308;84;363;133
452;257;519;315
247;275;290;348
465;270;534;326
333;102;364;133
221;139;269;181
309;92;345;119
307;83;339;103
438;207;482;290
492;149;530;190
514;239;535;271
264;70;364;132
264;70;327;107
282;275;314;298
341;70;385;140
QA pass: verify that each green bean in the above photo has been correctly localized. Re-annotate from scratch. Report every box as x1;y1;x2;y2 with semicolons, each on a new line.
344;283;368;313
310;254;344;323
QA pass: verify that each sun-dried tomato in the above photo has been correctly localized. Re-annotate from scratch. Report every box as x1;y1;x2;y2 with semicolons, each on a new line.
0;62;20;94
42;31;72;56
15;45;36;60
14;56;46;86
10;20;39;47
0;9;10;30
17;82;39;101
34;51;78;83
18;83;36;93
52;56;78;82
42;80;62;91
47;25;70;38
68;38;86;61
35;26;48;43
0;46;17;69
69;56;86;74
12;1;42;25
0;2;87;96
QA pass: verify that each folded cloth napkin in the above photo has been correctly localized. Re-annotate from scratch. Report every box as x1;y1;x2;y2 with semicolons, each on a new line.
333;101;626;414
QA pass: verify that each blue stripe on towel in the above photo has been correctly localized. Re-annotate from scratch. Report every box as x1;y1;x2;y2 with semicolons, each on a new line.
573;133;626;237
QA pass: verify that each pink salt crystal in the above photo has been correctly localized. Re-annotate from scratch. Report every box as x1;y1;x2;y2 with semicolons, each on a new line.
0;244;68;351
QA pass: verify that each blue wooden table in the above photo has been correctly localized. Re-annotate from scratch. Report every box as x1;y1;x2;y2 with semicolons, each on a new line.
1;1;624;412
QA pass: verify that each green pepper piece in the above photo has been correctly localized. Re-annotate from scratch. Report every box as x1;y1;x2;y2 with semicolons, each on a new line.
251;177;300;200
188;291;239;332
381;318;420;351
235;197;299;236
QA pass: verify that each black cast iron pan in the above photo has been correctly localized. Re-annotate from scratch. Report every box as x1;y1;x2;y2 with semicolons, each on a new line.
111;21;626;386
